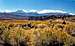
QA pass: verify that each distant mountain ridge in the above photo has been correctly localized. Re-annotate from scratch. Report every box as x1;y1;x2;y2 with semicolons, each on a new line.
0;10;74;20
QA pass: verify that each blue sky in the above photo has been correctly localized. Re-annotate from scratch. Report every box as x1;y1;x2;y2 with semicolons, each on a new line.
0;0;75;13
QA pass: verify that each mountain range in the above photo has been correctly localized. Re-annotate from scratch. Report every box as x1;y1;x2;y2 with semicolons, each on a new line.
0;10;74;20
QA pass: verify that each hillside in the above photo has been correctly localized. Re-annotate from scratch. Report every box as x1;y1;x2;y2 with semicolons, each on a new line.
0;10;75;20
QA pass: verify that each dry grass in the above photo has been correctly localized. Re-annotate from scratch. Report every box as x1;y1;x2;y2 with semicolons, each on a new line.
0;19;75;46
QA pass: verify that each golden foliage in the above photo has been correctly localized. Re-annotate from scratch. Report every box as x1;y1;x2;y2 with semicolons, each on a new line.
0;19;75;46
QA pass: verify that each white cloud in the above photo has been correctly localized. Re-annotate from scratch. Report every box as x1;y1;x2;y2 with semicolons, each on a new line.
37;10;67;14
0;10;15;13
69;13;75;15
23;9;67;14
23;10;28;12
0;9;75;15
29;10;37;12
21;9;38;13
4;10;12;12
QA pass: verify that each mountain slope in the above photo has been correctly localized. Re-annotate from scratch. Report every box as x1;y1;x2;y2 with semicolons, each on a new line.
0;10;74;20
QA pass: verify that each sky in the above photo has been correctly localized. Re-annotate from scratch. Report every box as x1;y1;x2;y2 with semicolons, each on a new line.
0;0;75;14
